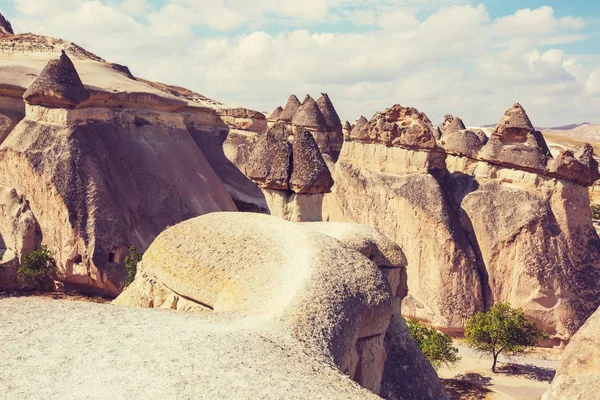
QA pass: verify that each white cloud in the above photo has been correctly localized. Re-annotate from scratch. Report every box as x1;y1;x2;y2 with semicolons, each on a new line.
4;1;600;126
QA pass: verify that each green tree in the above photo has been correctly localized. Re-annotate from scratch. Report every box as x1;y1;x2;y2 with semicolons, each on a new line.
464;303;546;373
407;319;461;369
17;245;57;291
124;246;143;286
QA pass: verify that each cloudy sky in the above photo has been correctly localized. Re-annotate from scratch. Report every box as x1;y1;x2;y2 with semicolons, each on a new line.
1;0;600;126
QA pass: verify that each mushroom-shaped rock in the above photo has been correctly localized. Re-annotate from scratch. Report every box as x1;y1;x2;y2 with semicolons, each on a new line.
23;50;90;108
290;130;334;194
362;105;437;149
0;12;13;35
279;95;301;122
542;306;600;400
292;95;328;130
439;129;485;158
269;106;283;121
316;93;343;133
548;144;600;186
349;116;370;142
442;115;466;134
479;103;551;171
245;122;292;190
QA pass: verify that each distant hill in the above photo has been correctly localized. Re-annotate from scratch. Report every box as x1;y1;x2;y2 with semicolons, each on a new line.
541;123;600;144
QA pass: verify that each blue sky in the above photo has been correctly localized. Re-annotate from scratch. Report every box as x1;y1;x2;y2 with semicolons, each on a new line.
2;0;600;126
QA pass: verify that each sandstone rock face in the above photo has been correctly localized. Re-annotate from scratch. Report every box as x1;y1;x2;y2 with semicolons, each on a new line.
317;93;343;133
23;51;90;108
116;212;446;399
542;306;600;400
217;107;267;133
0;106;237;295
548;144;600;186
439;129;485;158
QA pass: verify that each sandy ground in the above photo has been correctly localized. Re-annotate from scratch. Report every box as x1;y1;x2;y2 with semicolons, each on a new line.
438;344;558;400
0;296;378;400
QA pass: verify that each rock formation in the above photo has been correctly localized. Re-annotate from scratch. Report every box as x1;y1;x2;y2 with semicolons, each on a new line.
0;41;241;295
320;102;600;343
542;306;600;400
350;116;369;142
343;121;352;140
23;50;90;108
292;95;328;129
0;12;13;35
116;212;446;399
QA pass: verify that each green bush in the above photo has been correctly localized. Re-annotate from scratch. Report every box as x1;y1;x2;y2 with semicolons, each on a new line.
464;303;546;373
407;319;461;369
124;246;143;286
17;245;57;291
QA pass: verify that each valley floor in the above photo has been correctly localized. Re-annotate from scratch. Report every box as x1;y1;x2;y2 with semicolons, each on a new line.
438;344;559;400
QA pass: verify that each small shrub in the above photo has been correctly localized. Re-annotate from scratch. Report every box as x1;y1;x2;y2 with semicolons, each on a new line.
124;246;143;286
17;245;57;291
407;319;461;369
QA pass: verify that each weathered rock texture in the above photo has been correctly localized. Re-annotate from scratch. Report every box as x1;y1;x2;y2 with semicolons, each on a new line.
246;122;292;191
116;212;446;399
320;103;600;344
290;130;334;194
279;94;301;122
542;306;600;400
23;51;90;108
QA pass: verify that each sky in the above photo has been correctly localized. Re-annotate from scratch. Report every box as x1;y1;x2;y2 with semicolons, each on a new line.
1;0;600;126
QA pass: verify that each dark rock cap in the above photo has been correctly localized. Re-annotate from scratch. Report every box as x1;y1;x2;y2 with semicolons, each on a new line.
269;106;283;121
23;50;90;108
548;143;600;186
279;95;301;122
292;95;328;130
493;103;535;144
245;122;292;190
290;130;334;194
316;93;342;132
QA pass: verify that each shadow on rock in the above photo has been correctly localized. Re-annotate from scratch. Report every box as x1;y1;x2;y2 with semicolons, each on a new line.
442;377;492;400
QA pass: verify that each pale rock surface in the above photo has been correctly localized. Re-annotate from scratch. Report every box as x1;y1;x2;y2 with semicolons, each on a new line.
542;306;600;400
116;212;446;399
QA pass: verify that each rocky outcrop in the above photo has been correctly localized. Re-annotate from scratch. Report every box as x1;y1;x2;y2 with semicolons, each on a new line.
343;121;352;140
23;51;90;108
542;306;600;400
0;13;13;35
352;105;437;150
548;144;600;186
116;212;446;399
